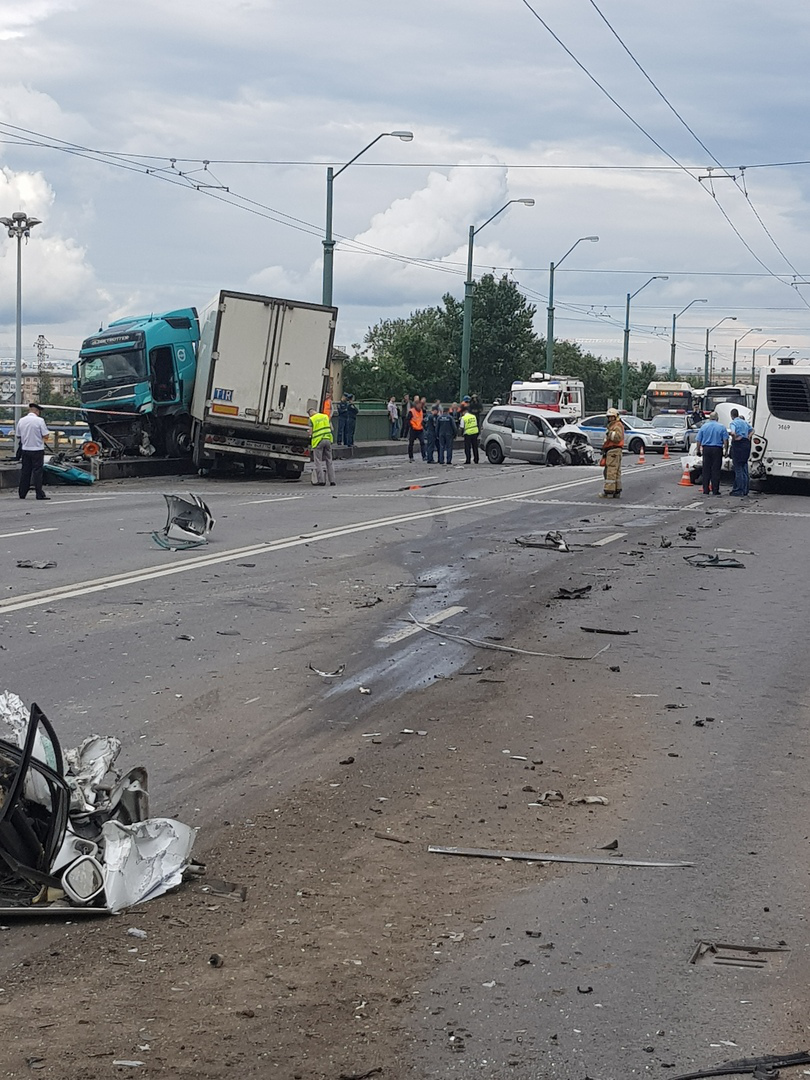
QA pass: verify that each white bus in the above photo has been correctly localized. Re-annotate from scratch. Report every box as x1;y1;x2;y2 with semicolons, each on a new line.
508;373;585;426
702;383;756;416
641;381;695;419
750;360;810;481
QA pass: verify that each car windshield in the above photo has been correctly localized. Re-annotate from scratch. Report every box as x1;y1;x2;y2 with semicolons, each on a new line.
625;417;653;429
76;348;147;389
511;388;560;406
651;414;687;429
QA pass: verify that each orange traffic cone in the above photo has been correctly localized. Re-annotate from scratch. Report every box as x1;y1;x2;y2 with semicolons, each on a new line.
635;444;647;465
678;462;693;487
663;443;670;460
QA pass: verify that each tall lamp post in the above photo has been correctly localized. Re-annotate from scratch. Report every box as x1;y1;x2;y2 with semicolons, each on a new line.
1;212;42;418
322;131;413;306
545;235;598;375
669;298;707;379
704;316;736;386
731;327;761;383
459;198;534;400
750;338;776;384
621;275;668;407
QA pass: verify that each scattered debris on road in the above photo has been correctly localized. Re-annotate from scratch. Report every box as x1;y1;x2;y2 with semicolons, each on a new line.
408;615;611;661
200;878;248;902
555;584;592;600
359;686;372;695
580;625;637;636
515;531;571;552
374;831;410;845
684;553;745;569
668;1049;810;1080
388;582;438;590
308;663;346;678
0;690;199;916
16;560;57;570
427;845;694;868
152;493;215;550
571;795;609;805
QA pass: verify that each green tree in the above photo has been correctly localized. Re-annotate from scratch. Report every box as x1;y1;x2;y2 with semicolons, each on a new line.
38;371;54;404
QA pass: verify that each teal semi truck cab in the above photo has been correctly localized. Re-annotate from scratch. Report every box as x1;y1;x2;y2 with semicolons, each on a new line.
73;309;199;456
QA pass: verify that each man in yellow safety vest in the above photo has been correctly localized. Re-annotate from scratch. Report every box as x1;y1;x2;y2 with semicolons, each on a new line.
460;401;480;464
308;407;336;486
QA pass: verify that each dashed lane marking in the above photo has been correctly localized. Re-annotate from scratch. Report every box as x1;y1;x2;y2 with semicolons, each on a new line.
377;606;467;646
239;496;305;505
0;527;59;540
590;532;627;546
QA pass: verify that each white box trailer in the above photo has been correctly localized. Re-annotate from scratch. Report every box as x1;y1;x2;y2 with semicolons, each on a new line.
190;290;337;478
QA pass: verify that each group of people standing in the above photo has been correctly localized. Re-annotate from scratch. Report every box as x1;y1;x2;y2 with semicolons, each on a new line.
693;408;753;497
390;394;482;465
599;405;755;500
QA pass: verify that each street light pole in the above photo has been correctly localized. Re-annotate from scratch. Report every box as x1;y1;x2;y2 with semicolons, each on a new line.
545;235;598;375
750;338;776;384
322;131;413;306
459;198;534;400
621;275;668;407
0;212;42;419
669;298;707;379
704;316;736;386
731;327;761;383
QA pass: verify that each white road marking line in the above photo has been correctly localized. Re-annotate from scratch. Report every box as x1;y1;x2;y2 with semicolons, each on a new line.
47;496;118;504
0;527;59;540
378;606;466;646
590;532;627;546
0;469;676;615
239;496;304;505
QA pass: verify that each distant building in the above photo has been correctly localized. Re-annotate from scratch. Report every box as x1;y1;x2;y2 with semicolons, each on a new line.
0;368;74;403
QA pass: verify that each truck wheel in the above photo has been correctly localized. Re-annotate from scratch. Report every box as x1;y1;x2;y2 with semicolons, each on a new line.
242;457;258;478
486;441;504;464
284;464;303;481
166;418;192;457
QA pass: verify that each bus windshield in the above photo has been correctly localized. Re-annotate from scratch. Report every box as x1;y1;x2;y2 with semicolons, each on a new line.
76;349;147;389
511;388;560;406
704;388;744;411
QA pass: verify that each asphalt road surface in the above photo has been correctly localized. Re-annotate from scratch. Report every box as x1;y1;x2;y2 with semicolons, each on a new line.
1;454;809;1079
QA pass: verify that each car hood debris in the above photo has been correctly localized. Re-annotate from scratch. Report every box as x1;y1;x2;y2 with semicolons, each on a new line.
152;493;215;550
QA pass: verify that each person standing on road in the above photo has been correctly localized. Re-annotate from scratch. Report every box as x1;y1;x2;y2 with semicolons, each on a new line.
387;396;400;440
307;407;336;486
344;394;358;448
728;407;753;497
694;410;728;496
460;402;480;464
425;404;440;463
406;398;427;462
437;406;457;465
335;394;348;446
599;407;624;499
16;403;51;501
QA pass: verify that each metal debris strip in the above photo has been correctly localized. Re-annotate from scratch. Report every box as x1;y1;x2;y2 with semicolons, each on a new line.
580;626;637;636
307;663;346;678
428;845;693;868
407;614;611;662
684;553;745;569
668;1050;810;1080
152;493;215;550
16;560;57;569
388;582;438;590
515;531;571;552
689;940;789;969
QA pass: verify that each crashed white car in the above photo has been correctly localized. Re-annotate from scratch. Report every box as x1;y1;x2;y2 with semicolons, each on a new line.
0;691;198;915
684;403;753;485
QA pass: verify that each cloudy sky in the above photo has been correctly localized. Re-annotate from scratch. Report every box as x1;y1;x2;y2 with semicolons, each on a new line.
1;0;810;378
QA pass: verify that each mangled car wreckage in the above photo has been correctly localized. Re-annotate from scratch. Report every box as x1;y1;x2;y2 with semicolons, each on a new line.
0;692;198;915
